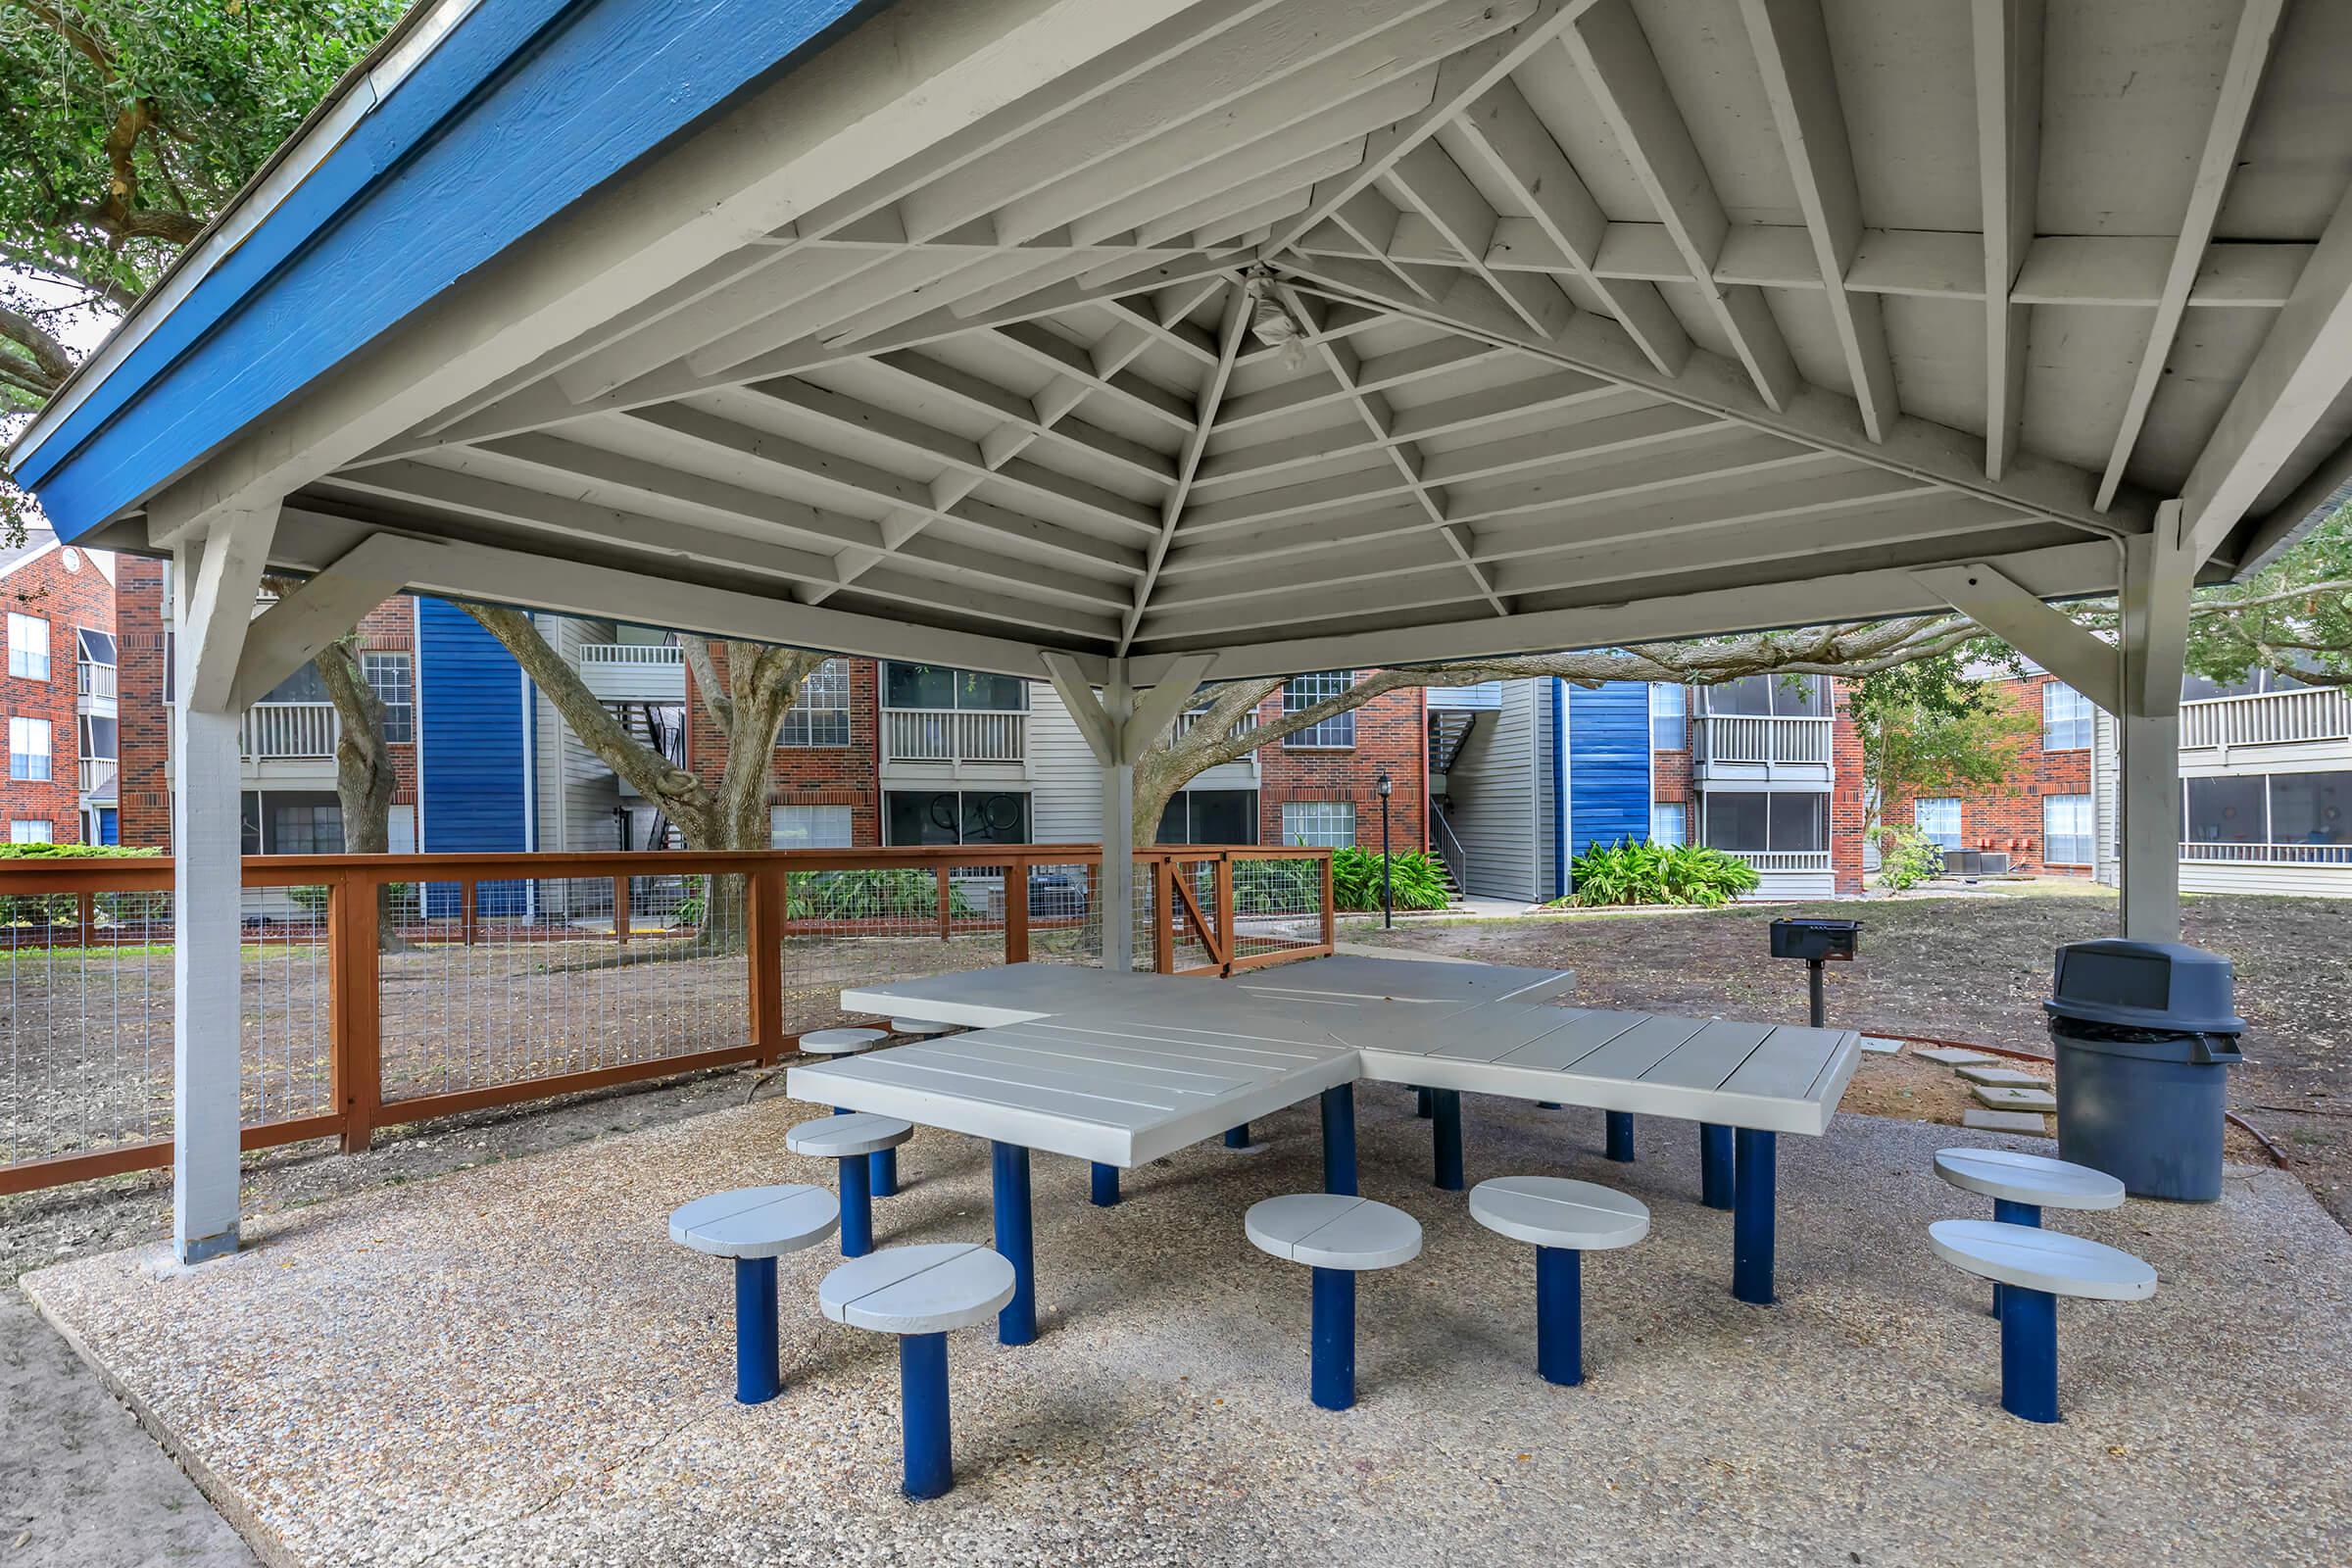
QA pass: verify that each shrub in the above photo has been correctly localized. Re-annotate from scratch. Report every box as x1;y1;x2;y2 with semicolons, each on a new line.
1556;839;1760;908
785;867;978;921
0;843;167;927
1873;826;1945;891
1328;847;1451;912
1233;856;1321;911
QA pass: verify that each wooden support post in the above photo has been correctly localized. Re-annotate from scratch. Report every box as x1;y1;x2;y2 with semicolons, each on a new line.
1213;854;1235;976
1005;854;1031;964
1152;858;1176;974
1319;852;1337;949
612;874;631;945
330;873;382;1154
74;892;94;951
936;865;954;941
748;867;786;1064
460;879;478;947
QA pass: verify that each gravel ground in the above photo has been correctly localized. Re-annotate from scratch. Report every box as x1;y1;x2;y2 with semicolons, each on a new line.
23;1092;2351;1568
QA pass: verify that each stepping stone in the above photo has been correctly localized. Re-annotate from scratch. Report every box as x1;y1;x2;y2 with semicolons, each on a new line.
1964;1109;2049;1134
1916;1047;1996;1067
1955;1065;2046;1089
1973;1084;2057;1112
1860;1036;1904;1054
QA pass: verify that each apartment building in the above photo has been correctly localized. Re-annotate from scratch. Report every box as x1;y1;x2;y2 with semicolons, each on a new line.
1881;670;2102;879
0;531;120;848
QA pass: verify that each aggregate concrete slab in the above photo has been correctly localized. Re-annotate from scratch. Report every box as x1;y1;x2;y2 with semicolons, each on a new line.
1915;1048;1998;1067
1963;1109;2052;1135
1955;1066;2046;1089
22;1100;2351;1568
1973;1084;2060;1111
1859;1036;1905;1054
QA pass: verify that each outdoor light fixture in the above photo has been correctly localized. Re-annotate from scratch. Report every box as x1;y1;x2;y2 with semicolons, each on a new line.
1377;768;1394;929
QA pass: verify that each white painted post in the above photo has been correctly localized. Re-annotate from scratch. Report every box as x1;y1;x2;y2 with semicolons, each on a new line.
2116;511;2194;941
1101;759;1135;973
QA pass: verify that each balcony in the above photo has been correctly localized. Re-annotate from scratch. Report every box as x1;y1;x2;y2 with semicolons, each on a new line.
1171;709;1260;780
1691;714;1834;782
243;702;340;760
76;758;118;799
881;708;1028;774
575;642;685;702
2181;687;2352;752
75;662;117;700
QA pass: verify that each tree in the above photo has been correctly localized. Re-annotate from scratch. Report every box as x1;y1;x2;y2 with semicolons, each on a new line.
2178;503;2352;689
1842;643;2037;845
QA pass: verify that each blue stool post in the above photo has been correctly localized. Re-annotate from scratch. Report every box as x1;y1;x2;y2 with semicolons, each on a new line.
992;1141;1036;1346
1224;1123;1250;1149
1699;1123;1736;1210
1309;1265;1356;1411
1534;1245;1583;1387
1321;1084;1357;1196
871;1148;899;1199
1733;1129;1777;1304
1431;1088;1465;1192
838;1155;875;1258
1415;1087;1433;1118
1988;1198;2041;1316
899;1331;955;1498
1537;1102;1562;1110
1604;1110;1636;1163
1997;1283;2061;1423
733;1255;781;1404
1091;1161;1120;1207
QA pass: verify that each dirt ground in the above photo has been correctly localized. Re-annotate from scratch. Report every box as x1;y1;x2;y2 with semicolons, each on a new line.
1345;882;2350;1228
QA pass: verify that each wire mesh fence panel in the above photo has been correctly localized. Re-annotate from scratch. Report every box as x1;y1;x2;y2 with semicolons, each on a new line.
778;861;1016;1032
0;888;177;1167
1231;854;1329;964
1022;857;1102;966
376;874;750;1105
1159;858;1221;973
238;886;334;1130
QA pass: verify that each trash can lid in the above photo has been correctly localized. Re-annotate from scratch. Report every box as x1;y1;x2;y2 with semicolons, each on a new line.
2043;938;2243;1035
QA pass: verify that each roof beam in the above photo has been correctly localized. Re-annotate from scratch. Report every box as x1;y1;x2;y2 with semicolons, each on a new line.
1387;142;1570;341
1120;280;1248;653
231;532;422;710
1913;562;2119;712
2094;0;2286;509
1971;0;2041;480
1563;0;1800;412
1742;0;1896;440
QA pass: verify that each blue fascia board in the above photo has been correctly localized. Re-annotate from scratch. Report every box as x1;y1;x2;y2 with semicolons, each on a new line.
19;0;868;538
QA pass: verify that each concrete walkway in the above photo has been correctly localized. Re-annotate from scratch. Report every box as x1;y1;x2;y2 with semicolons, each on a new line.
23;1095;2349;1567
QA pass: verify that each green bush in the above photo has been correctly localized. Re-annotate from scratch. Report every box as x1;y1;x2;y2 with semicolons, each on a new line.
785;867;978;921
1233;856;1320;911
1556;839;1760;908
1329;847;1451;912
0;843;167;927
1873;826;1945;891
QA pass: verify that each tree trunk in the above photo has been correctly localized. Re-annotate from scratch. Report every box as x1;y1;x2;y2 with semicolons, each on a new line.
313;634;412;953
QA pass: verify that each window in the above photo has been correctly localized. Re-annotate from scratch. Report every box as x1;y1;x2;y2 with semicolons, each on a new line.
1704;792;1827;853
2184;775;2265;845
8;614;49;681
1914;797;1963;852
769;804;855;849
1705;674;1822;717
2181;669;2308;701
1280;800;1355;848
1282;670;1356;748
9;820;52;844
261;663;330;703
362;652;414;744
779;658;852;747
1648;684;1687;750
2043;794;2094;865
77;714;117;762
884;790;1031;846
882;663;1027;711
2042;681;2093;751
265;794;345;856
1155;789;1258;846
2271;771;2351;846
1650;801;1687;846
8;717;51;781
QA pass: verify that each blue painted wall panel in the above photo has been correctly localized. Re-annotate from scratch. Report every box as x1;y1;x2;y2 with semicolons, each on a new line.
417;597;529;915
1566;680;1650;862
23;0;867;535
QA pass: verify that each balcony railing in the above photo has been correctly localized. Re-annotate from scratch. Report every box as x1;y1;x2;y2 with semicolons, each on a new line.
1720;849;1833;872
575;642;685;702
75;662;117;700
1170;710;1261;744
883;708;1027;766
1694;714;1833;764
2180;840;2352;865
577;643;683;666
2180;687;2352;749
76;758;118;797
243;702;340;760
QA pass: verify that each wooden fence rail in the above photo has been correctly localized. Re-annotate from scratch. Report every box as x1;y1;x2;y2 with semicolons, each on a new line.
0;844;1332;1198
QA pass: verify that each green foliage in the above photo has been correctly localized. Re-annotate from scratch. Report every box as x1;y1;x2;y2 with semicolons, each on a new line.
1872;826;1945;892
1845;643;2036;835
1232;855;1319;911
1555;839;1760;908
784;867;978;921
2180;502;2352;690
283;879;410;915
1327;847;1450;912
0;840;163;924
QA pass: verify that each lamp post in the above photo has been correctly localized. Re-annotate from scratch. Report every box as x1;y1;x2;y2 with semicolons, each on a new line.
1377;767;1394;929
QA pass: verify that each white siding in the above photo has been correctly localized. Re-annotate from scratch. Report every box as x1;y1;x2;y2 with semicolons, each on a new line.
1442;679;1547;902
2093;707;2120;889
2180;859;2352;897
1027;682;1101;845
532;615;624;854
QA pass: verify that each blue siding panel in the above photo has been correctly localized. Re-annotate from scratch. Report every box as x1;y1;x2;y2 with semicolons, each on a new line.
417;597;529;915
1566;681;1650;861
21;0;868;536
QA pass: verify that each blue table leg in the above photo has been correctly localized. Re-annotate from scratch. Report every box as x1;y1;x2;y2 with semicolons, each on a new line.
733;1255;781;1404
1535;1245;1583;1387
838;1154;874;1257
1431;1088;1465;1192
1699;1123;1735;1210
1997;1283;2060;1423
1321;1084;1357;1197
1537;1102;1562;1110
1224;1123;1250;1149
1415;1087;1433;1118
900;1331;955;1498
992;1141;1036;1346
1310;1265;1356;1411
1733;1129;1777;1305
871;1148;898;1199
1989;1199;2041;1316
1091;1161;1120;1207
1605;1110;1636;1163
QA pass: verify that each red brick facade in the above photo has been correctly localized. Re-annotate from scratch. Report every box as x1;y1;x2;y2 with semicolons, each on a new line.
1829;679;1867;894
1253;678;1428;852
684;650;879;844
0;539;119;844
1881;672;2094;876
115;556;169;847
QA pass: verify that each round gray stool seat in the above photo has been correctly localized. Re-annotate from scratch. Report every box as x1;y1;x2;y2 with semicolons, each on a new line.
668;1183;839;1257
890;1017;956;1037
1246;1194;1421;1270
799;1027;888;1054
1929;1220;2156;1300
1935;1148;2126;1211
786;1111;912;1159
1469;1177;1649;1250
819;1242;1017;1334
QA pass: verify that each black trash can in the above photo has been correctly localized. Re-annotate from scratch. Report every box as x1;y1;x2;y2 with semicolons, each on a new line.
2044;939;2244;1201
